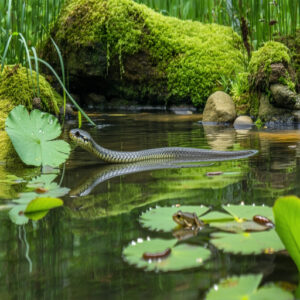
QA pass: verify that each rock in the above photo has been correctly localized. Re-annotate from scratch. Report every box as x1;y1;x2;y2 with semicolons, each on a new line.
87;93;106;104
203;125;235;150
40;0;244;107
270;84;298;109
202;92;236;123
233;116;253;129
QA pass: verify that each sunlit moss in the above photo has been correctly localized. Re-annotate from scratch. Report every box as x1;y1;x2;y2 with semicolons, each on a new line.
0;65;62;129
49;0;244;107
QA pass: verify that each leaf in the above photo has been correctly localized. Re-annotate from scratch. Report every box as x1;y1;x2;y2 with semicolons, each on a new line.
25;197;63;213
5;105;70;167
205;274;293;300
201;211;234;223
8;205;28;225
210;230;285;254
25;210;49;221
139;205;209;232
123;238;211;272
273;195;300;272
222;204;274;222
211;220;270;233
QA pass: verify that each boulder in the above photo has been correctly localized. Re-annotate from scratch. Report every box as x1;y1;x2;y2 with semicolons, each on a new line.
270;84;300;109
233;116;253;129
40;0;244;107
202;92;236;123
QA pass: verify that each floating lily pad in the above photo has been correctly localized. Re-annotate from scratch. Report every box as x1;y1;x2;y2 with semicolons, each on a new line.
211;220;269;233
222;204;274;222
274;196;300;272
25;197;63;213
139;205;209;232
211;230;285;254
8;205;28;225
205;274;293;300
201;211;234;223
123;238;211;271
5;105;70;167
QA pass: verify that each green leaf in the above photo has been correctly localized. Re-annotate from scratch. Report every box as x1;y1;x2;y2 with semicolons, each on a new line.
139;205;209;232
205;274;293;300
25;210;49;221
222;204;274;222
123;238;211;272
211;220;269;233
5;105;70;167
210;230;285;254
201;211;234;223
25;197;63;213
8;205;28;225
273;195;300;272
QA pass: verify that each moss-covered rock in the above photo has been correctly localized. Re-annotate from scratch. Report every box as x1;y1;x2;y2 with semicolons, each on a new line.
41;0;245;108
0;65;62;129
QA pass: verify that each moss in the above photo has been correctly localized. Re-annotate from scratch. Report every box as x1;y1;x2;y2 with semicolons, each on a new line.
0;65;62;129
232;72;251;115
47;0;244;107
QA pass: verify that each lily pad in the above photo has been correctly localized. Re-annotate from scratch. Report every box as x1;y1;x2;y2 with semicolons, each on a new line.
211;230;285;254
123;238;211;271
201;211;234;223
5;105;70;167
8;205;28;225
211;220;270;233
205;274;293;300
25;197;63;213
139;205;209;232
273;195;300;272
222;204;274;222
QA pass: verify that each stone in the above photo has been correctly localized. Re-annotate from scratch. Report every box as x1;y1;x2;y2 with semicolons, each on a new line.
87;93;106;104
270;84;297;109
202;91;236;123
233;116;253;129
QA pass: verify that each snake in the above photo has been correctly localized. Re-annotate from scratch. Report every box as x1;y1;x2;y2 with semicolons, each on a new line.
69;128;258;163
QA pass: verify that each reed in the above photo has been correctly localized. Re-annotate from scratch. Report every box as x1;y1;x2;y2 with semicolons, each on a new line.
135;0;300;49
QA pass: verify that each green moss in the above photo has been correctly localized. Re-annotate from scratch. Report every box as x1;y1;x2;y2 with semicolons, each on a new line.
51;0;244;107
0;65;62;129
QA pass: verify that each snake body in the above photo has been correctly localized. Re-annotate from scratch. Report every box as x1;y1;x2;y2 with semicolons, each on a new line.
69;129;258;163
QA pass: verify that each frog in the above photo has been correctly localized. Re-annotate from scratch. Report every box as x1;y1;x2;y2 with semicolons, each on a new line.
172;210;204;229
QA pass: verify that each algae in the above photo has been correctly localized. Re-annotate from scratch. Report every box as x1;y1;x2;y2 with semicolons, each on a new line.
45;0;245;107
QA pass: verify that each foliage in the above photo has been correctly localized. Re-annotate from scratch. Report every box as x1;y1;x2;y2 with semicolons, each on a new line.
205;274;293;300
123;238;211;271
139;205;209;232
48;0;244;108
25;197;63;213
273;196;300;272
210;230;284;254
5;105;70;167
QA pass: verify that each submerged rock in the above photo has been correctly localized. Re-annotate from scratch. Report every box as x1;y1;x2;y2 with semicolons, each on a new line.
233;116;253;129
202;91;236;123
41;0;244;108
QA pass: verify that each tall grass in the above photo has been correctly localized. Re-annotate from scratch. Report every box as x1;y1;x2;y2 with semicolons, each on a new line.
135;0;300;49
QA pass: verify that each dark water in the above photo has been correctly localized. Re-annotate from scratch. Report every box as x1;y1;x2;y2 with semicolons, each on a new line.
1;113;300;299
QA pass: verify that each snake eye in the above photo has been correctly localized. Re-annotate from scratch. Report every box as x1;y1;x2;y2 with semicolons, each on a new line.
75;131;80;137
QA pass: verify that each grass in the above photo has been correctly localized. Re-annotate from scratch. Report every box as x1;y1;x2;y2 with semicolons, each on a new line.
135;0;300;49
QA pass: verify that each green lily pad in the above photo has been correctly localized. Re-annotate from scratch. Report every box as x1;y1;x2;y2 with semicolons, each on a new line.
5;105;70;167
211;230;285;254
211;220;270;233
25;210;49;221
123;238;211;271
222;204;274;222
205;274;293;300
139;205;209;232
8;205;28;225
25;197;63;213
201;211;234;223
273;195;300;272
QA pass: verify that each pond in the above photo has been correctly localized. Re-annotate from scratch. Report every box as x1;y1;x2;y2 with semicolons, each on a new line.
0;112;299;299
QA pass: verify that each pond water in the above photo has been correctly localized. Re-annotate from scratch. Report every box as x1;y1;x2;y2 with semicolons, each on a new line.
1;113;300;299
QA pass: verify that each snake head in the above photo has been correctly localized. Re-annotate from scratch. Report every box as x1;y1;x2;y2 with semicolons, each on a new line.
69;128;92;145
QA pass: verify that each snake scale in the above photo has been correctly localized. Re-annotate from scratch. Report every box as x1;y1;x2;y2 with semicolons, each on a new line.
69;129;258;163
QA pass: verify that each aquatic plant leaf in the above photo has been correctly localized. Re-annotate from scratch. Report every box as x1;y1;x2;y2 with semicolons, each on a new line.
205;274;293;300
5;105;70;167
139;205;209;232
211;220;269;233
201;211;234;223
273;196;300;272
211;230;284;254
25;197;63;213
9;205;28;225
123;238;210;272
222;204;274;222
25;210;49;221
